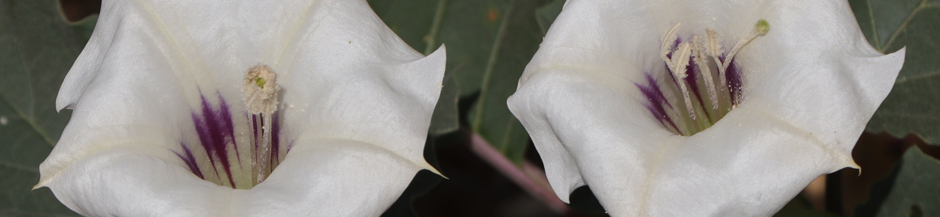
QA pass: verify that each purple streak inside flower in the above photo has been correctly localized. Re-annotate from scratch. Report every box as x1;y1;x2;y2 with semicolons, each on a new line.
219;96;240;165
636;73;681;135
724;57;743;105
193;93;238;188
271;113;281;165
173;144;204;179
173;92;290;188
251;114;259;153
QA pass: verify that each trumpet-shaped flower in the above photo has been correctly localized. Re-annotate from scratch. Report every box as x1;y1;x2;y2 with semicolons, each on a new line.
507;0;904;216
36;0;445;216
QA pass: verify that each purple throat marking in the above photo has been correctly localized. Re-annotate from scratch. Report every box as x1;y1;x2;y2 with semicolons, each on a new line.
173;92;286;189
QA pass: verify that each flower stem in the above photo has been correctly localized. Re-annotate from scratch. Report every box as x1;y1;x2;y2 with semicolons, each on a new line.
467;131;570;214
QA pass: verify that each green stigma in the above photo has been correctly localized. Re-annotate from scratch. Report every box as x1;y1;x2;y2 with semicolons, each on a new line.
255;77;266;88
755;19;770;35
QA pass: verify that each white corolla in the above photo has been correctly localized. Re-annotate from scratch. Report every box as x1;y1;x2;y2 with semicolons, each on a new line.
508;0;904;216
37;0;445;216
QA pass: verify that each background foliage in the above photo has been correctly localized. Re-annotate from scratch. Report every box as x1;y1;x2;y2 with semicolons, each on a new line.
0;0;93;216
856;0;940;145
0;0;936;216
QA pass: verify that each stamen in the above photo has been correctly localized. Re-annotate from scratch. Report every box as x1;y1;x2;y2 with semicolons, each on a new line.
691;35;719;110
243;64;280;184
671;42;696;120
705;28;723;58
705;28;728;90
661;23;682;71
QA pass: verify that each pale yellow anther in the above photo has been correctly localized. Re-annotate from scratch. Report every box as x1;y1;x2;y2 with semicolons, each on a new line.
692;35;719;110
672;42;692;77
661;23;682;72
705;28;722;57
705;28;728;90
672;42;696;120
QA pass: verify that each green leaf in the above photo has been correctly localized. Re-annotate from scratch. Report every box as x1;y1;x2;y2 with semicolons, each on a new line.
370;0;554;163
852;0;940;144
0;0;95;215
535;0;564;34
854;146;940;217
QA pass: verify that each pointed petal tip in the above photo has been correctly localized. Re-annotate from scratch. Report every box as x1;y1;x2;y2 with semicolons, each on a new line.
34;172;54;190
55;95;75;112
428;44;447;90
885;46;906;70
33;174;56;191
416;160;445;178
392;43;447;105
841;158;860;171
425;43;447;85
550;180;580;204
429;44;446;58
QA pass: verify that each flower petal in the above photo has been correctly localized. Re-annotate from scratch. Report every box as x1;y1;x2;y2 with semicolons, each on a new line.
41;0;445;215
240;139;426;216
42;140;425;216
42;147;230;216
271;0;445;173
508;0;904;215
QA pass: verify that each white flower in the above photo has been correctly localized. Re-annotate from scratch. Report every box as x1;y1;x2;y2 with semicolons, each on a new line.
36;0;445;216
507;0;904;216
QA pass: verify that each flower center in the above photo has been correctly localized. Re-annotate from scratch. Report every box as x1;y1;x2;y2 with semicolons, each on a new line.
636;20;769;136
173;64;287;189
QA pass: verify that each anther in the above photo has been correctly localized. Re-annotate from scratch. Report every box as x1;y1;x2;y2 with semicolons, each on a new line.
705;28;729;90
671;42;696;120
661;23;682;72
705;28;722;58
692;35;719;110
243;64;280;184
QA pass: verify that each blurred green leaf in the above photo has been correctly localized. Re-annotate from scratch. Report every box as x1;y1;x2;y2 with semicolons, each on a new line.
535;0;564;34
852;0;940;144
370;0;553;163
854;146;940;217
0;0;95;215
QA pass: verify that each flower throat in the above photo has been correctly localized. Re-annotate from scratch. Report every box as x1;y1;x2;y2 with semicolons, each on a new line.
174;65;285;189
637;20;769;136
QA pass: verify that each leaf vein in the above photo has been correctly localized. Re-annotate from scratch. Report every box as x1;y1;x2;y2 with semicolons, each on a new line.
423;0;447;55
866;0;880;49
0;161;40;173
880;0;928;53
0;94;56;146
472;1;515;131
895;70;940;84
